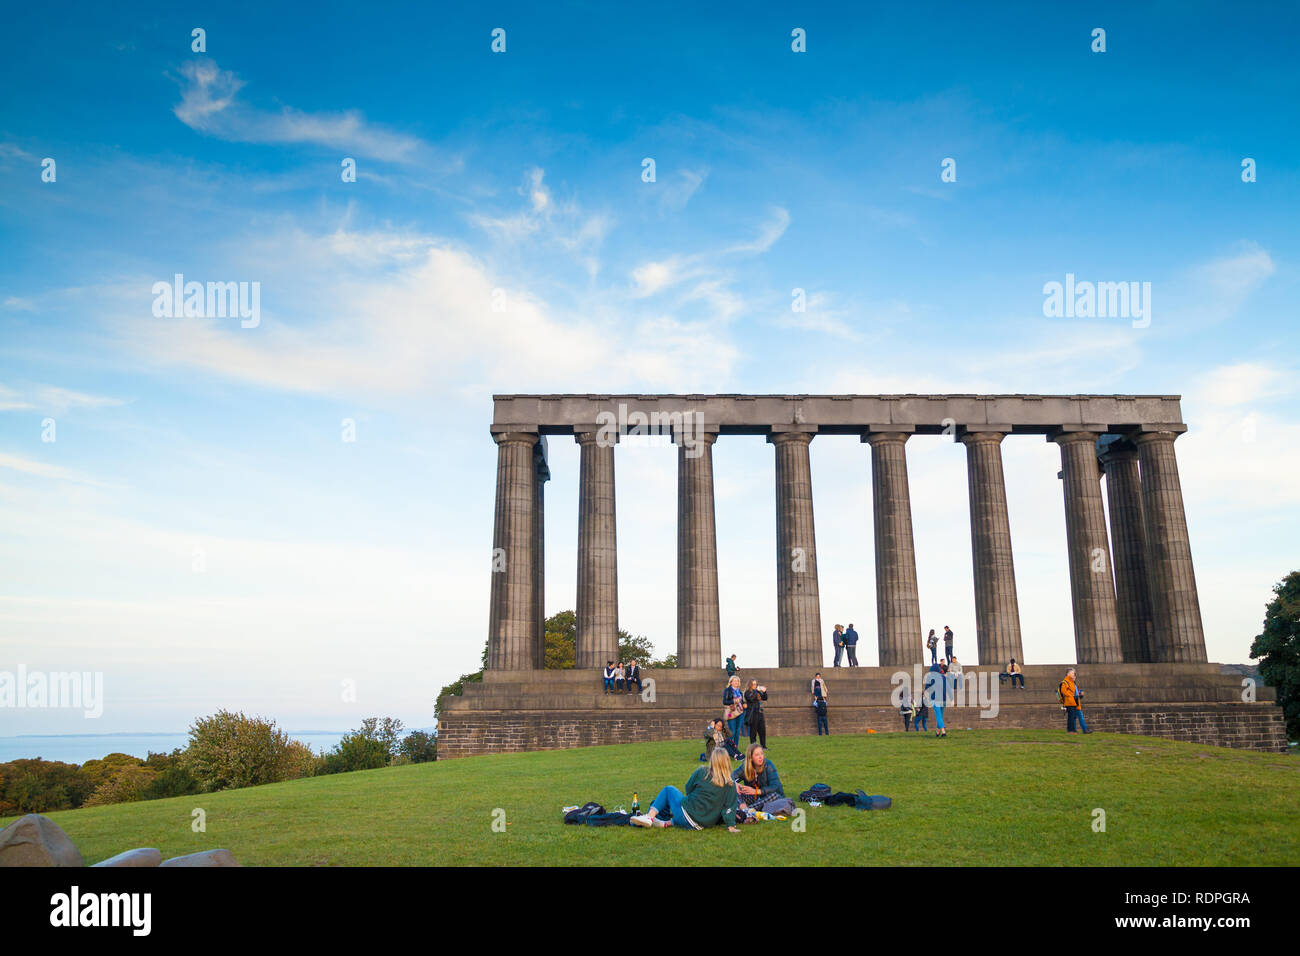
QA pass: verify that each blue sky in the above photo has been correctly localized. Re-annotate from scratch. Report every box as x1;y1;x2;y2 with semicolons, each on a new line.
1;1;1297;736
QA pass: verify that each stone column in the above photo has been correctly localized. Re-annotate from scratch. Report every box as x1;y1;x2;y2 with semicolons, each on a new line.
864;429;922;667
575;430;619;668
1051;429;1123;663
534;438;549;669
676;428;721;669
769;428;823;668
488;429;539;670
1135;429;1208;662
1099;438;1155;662
960;431;1024;665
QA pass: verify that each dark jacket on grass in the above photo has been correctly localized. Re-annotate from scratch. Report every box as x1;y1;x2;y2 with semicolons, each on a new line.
679;765;739;830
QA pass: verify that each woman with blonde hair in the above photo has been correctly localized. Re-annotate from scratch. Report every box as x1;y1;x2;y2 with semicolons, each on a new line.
631;747;740;832
723;674;746;746
732;743;783;814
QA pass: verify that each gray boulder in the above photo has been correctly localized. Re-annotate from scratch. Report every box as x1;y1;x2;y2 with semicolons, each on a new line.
159;848;240;867
0;814;84;867
92;847;163;867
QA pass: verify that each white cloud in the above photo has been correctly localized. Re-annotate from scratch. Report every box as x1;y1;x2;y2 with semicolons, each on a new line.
1196;242;1275;300
0;453;104;486
172;60;441;166
0;383;124;414
112;226;736;397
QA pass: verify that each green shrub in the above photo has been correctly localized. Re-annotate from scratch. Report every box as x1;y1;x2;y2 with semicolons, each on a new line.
182;710;308;792
399;730;437;763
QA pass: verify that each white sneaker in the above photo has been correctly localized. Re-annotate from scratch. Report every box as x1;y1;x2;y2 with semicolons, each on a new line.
631;813;655;827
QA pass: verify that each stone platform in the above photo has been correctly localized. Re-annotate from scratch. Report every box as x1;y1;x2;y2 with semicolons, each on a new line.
436;663;1288;757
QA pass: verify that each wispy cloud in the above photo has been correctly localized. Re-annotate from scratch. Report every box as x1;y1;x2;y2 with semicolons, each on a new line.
0;383;125;414
0;452;104;486
172;60;448;167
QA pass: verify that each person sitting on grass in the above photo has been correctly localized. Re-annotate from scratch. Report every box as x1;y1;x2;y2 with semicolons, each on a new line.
702;718;742;761
732;744;783;815
632;747;741;832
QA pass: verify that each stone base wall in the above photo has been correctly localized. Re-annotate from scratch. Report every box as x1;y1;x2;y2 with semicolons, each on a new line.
437;664;1289;757
438;702;1288;758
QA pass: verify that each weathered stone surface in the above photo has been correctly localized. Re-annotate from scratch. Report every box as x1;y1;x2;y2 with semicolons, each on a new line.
488;430;540;670
92;847;163;867
159;848;240;867
0;814;84;867
961;431;1024;665
494;394;1187;436
575;432;618;668
1053;431;1123;663
440;664;1287;756
1136;431;1208;662
676;431;721;668
770;429;822;668
1101;438;1155;662
865;431;922;667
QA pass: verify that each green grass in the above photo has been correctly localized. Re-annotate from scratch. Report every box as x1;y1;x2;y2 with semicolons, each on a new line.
5;730;1297;866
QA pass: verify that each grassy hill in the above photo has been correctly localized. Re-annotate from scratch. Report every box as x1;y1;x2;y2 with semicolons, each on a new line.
5;730;1297;866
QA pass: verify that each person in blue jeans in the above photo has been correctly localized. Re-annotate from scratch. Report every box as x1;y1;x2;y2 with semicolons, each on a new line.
913;695;928;732
831;624;845;667
724;676;746;745
602;661;616;694
814;696;829;735
926;662;949;738
632;748;740;832
843;623;860;667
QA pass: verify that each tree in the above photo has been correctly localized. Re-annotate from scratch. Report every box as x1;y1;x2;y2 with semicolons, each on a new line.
321;717;405;774
399;730;437;763
1251;570;1300;740
182;710;313;792
544;610;577;668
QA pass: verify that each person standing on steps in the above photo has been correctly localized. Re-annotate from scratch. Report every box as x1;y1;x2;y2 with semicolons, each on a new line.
943;626;955;664
831;624;845;667
723;675;746;747
725;654;739;678
843;623;860;667
743;679;768;749
926;629;939;665
899;684;915;732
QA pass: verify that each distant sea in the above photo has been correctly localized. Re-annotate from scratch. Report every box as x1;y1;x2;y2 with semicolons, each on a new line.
0;732;349;765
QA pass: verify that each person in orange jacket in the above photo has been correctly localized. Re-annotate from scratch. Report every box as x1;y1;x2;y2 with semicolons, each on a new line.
1059;667;1091;734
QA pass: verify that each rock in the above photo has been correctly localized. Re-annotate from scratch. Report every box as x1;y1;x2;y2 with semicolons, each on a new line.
159;848;240;867
92;847;163;867
0;814;84;867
